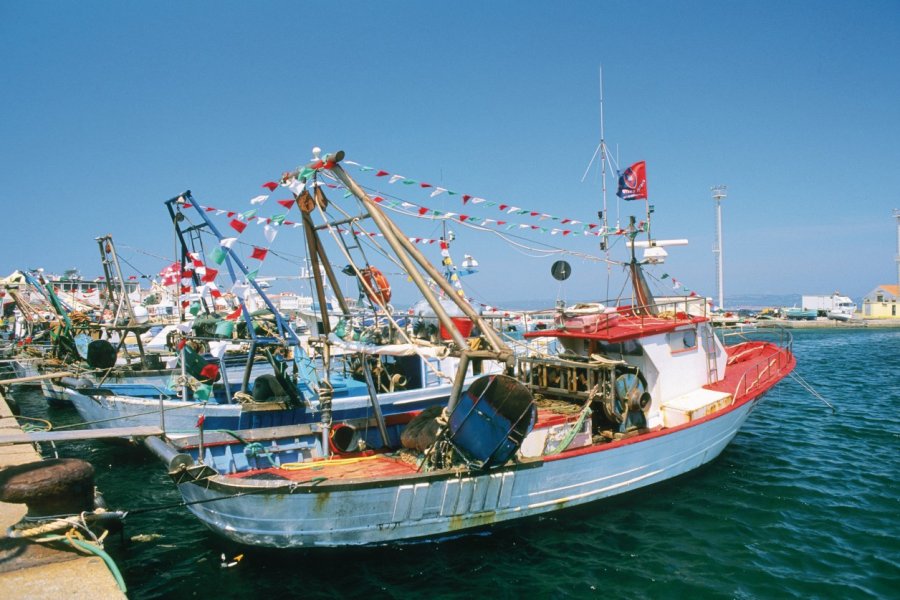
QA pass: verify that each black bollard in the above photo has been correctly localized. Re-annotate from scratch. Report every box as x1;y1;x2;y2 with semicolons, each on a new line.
0;458;95;518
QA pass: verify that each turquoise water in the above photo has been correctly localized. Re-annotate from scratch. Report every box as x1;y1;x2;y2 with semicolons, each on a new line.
9;329;899;599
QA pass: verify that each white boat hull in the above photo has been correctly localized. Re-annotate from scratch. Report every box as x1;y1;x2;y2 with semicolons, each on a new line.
178;396;760;547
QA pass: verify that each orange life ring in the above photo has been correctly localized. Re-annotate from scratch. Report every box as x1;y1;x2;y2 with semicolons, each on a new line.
361;267;391;305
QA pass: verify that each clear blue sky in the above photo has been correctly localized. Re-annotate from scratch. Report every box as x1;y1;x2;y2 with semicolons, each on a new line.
2;1;898;308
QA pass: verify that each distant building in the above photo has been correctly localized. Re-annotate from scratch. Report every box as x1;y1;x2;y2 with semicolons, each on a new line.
861;284;899;318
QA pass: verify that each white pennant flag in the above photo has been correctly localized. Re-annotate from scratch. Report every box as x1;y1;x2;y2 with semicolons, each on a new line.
264;224;278;244
231;281;250;300
286;178;305;195
220;237;238;249
389;174;404;184
250;195;269;205
430;187;446;198
208;340;229;360
471;197;485;204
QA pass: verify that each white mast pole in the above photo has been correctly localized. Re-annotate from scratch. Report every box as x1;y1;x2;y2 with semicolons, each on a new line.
711;185;727;310
599;65;612;297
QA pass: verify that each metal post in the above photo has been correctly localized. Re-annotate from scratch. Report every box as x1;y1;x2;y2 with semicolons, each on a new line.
894;208;900;292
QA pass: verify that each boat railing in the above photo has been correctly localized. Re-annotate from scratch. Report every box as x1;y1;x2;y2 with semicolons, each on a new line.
727;327;794;404
719;325;794;354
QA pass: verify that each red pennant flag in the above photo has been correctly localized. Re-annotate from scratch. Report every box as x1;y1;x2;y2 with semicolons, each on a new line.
262;181;278;191
159;263;180;286
375;170;389;177
372;196;384;203
250;247;268;261
230;219;247;233
210;288;222;298
418;207;429;215
182;203;192;209
205;206;216;212
181;285;192;294
225;307;242;320
420;182;432;188
459;215;470;222
499;204;508;210
497;220;506;225
201;268;218;283
195;415;206;428
463;195;472;203
277;199;294;208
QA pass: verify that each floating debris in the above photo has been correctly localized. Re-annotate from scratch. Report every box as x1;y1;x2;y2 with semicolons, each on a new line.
220;553;244;568
130;533;163;543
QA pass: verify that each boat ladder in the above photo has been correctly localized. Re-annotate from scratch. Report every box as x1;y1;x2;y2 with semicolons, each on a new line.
704;327;720;384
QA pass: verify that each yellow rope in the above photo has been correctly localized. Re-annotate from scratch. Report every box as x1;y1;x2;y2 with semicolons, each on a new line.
279;453;384;471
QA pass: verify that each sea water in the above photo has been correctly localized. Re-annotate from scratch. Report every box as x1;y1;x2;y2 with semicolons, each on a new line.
8;328;899;599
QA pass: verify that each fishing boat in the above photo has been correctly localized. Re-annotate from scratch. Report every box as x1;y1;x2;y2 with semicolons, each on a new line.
783;307;817;320
146;151;795;548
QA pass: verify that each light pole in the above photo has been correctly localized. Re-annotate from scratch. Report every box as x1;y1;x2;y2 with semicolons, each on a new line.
894;208;900;291
711;186;727;310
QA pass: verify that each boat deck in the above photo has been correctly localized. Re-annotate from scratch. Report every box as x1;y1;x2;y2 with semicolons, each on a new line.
226;451;420;482
706;341;795;402
525;309;706;343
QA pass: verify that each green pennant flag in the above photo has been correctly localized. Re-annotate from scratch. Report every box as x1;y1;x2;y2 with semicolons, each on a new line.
242;209;257;220
447;190;458;195
271;214;286;226
360;166;373;172
402;179;417;185
247;269;259;281
194;383;212;401
209;247;227;265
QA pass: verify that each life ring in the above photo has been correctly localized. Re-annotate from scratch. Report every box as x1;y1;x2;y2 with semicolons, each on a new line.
361;266;391;305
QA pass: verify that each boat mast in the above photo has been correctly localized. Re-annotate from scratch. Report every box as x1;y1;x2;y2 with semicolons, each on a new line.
599;65;612;296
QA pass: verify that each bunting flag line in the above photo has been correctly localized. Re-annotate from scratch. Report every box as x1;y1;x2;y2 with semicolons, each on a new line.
338;160;621;229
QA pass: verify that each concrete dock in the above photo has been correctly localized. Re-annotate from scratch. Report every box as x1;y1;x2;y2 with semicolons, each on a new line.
0;388;126;599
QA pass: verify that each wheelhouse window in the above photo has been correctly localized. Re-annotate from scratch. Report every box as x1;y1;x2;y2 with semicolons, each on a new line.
668;328;698;354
